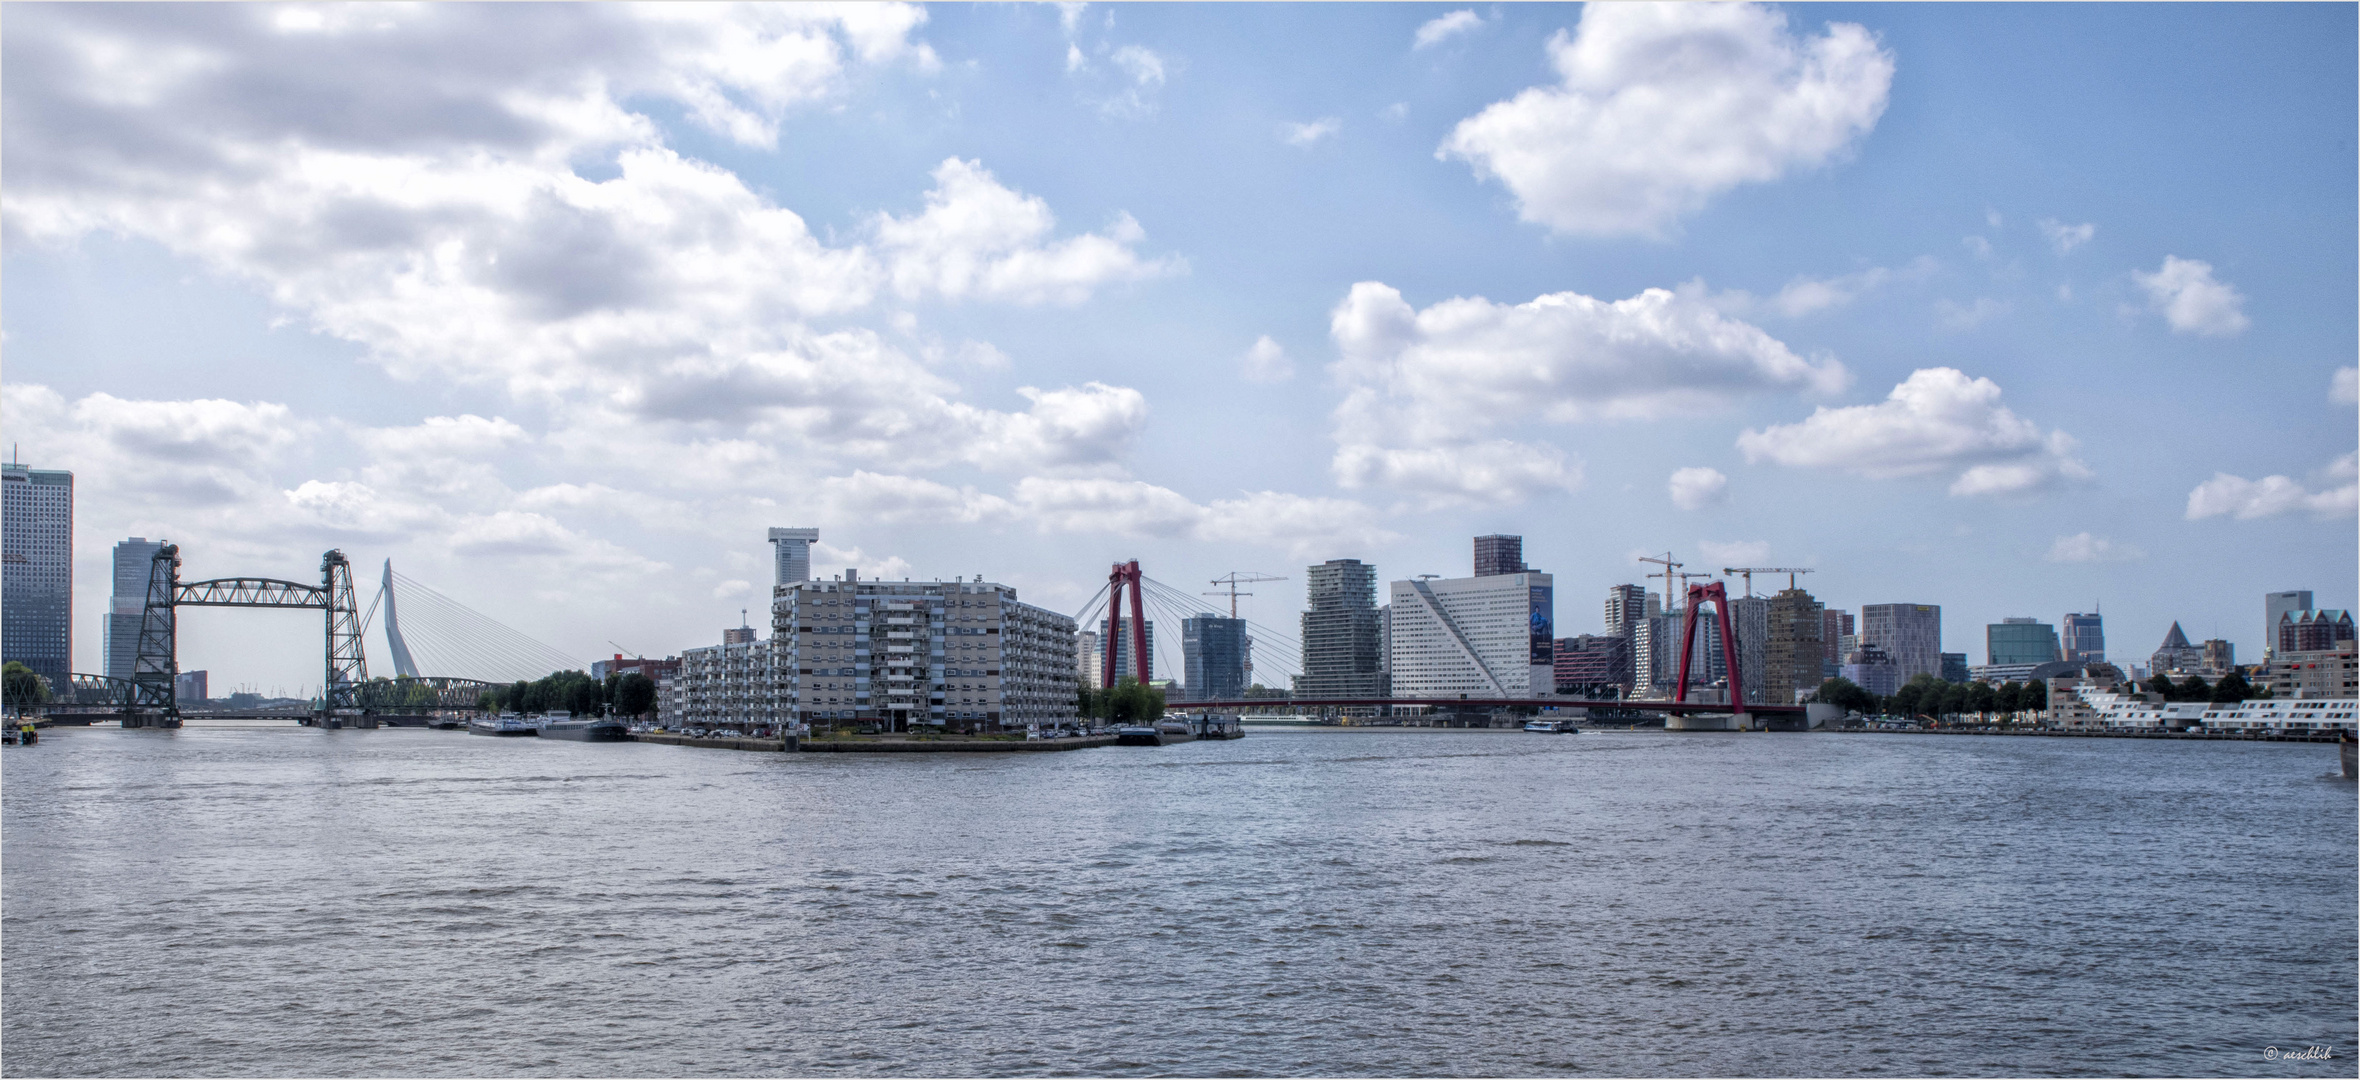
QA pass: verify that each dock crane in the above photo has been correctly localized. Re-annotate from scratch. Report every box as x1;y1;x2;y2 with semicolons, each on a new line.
1205;572;1286;619
1722;567;1814;598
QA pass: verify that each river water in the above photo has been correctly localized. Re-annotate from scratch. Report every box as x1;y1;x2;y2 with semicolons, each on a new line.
3;722;2352;1077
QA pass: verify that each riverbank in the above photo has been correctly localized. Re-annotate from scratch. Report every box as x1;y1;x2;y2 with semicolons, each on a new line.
1837;726;2345;743
797;733;1116;752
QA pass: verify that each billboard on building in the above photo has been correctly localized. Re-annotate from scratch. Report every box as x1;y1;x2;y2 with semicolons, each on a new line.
1529;585;1554;664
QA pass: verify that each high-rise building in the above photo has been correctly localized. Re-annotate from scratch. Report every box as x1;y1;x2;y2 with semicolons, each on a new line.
1644;604;1724;691
1941;652;1970;683
2278;609;2356;654
1182;613;1246;702
2200;639;2235;673
1822;609;1855;664
1553;635;1630;694
1473;534;1526;577
1098;617;1155;683
1601;583;1648;689
2;462;74;689
2062;612;2105;662
1075;629;1101;690
767;527;819;587
1764;587;1826;705
2264;591;2314;659
1987;618;2062;666
174;669;209;704
1729;595;1769;704
107;537;166;682
1297;559;1385;697
1388;569;1554;698
1859;604;1941;683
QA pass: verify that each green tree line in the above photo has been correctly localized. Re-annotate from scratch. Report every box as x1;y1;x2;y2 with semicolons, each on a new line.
1813;668;2267;721
1075;676;1165;724
474;670;657;717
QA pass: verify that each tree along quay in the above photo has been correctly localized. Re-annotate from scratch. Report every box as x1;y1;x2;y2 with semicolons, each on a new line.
1836;725;2346;743
624;731;1120;752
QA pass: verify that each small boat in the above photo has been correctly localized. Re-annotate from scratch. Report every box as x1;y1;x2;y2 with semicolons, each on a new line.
469;713;538;737
1524;719;1581;733
1115;719;1197;746
538;716;628;742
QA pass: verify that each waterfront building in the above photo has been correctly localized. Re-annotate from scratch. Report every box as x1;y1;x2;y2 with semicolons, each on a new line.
1602;583;1648;689
2;462;74;689
1098;617;1154;682
1940;652;1970;683
1987;618;2061;666
1859;604;1941;683
2062;612;2104;662
1297;559;1385;698
772;571;1079;732
1182;613;1247;702
2264;590;2314;659
1968;661;2045;684
1552;634;1628;695
2277;609;2355;654
106;537;165;682
1473;534;1526;577
592;653;679;684
1841;643;1900;698
2064;682;2357;735
1075;629;1101;690
767;527;819;587
1387;569;1554;698
2268;636;2357;700
1764;587;1825;705
2149;622;2205;675
669;634;778;732
2044;661;2127;729
174;669;208;704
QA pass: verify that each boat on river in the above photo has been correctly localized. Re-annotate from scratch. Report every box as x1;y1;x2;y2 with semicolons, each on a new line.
1524;719;1580;733
1115;719;1197;746
470;713;538;737
539;716;628;742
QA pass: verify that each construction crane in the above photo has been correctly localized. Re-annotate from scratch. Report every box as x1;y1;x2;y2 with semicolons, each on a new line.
1722;567;1814;598
1636;552;1683;600
1205;572;1287;619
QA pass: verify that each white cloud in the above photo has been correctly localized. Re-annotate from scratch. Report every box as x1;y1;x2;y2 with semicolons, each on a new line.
2331;366;2357;406
1066;43;1087;73
1440;3;1892;236
1413;10;1484;50
876;158;1181;306
1240;335;1294;384
2046;532;2145;563
2037;218;2096;255
1098;44;1168;117
1696;539;1769;566
1332;441;1586;508
813;472;1018;525
1669;466;1729;510
1329;280;1842;504
2133;255;2249;336
1772;267;1891;317
1381;102;1410;122
1737;367;2091;497
2185;453;2357;520
1012;478;1396;557
1961;235;1994;258
1283;117;1342;146
1935;297;2008;331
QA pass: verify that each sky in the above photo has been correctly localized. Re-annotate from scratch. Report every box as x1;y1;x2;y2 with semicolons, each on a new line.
5;2;2354;695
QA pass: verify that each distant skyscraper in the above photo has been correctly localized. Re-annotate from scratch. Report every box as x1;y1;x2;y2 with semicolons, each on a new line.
1859;604;1941;683
174;669;209;704
1764;587;1825;705
1842;643;1900;697
1729;595;1769;704
1473;534;1526;578
1552;634;1629;694
2061;612;2104;662
2264;591;2314;658
1987;618;2061;666
107;537;166;682
1182;613;1246;701
768;527;819;587
1940;653;1970;683
1605;584;1647;638
3;462;74;689
1297;560;1383;697
1822;609;1855;664
1099;617;1156;683
2278;609;2355;654
1075;629;1101;690
2150;622;2204;675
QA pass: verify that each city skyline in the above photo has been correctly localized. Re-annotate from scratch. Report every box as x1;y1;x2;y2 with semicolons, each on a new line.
5;3;2354;693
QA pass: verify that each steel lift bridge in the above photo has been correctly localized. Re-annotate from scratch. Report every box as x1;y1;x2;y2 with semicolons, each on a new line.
61;543;513;727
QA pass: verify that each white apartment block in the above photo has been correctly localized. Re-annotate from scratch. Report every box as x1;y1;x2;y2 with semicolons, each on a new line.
2065;684;2356;735
1387;572;1553;698
667;637;779;732
773;573;1079;732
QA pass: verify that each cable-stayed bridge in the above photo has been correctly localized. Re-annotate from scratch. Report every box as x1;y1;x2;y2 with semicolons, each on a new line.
41;542;584;726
